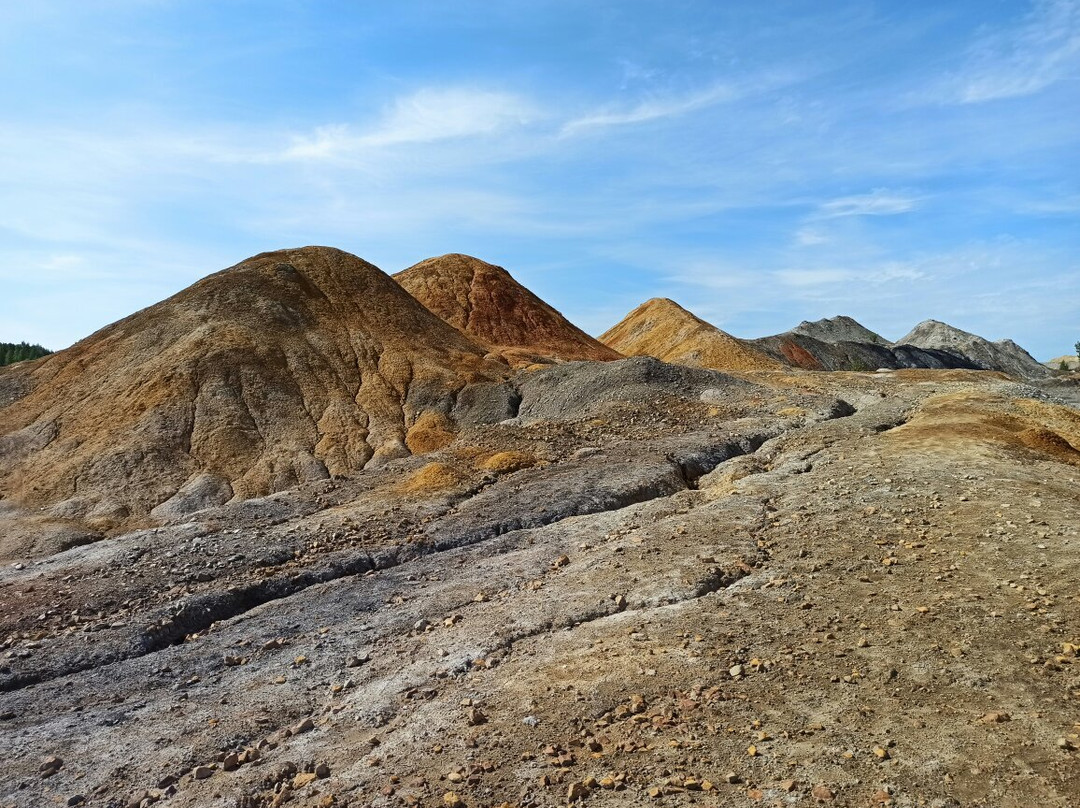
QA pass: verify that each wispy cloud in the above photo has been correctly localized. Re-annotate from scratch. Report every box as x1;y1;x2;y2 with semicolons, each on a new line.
281;87;538;160
941;0;1080;103
816;189;921;218
560;82;740;136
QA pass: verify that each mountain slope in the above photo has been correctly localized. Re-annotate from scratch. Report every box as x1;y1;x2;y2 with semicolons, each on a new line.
899;320;1051;379
599;298;784;372
394;253;621;366
0;246;506;553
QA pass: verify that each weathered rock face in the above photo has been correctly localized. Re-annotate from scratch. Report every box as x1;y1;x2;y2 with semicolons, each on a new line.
899;319;1051;379
600;298;784;372
394;253;621;366
0;247;505;552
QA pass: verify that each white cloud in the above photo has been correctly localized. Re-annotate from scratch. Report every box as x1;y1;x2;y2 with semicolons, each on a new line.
281;87;538;161
944;0;1080;103
560;82;740;136
817;190;920;218
794;227;829;246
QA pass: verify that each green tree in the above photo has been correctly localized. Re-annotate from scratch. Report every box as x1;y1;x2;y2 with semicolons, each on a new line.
0;341;52;367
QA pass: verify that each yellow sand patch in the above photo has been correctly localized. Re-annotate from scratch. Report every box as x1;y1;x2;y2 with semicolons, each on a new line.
398;462;466;494
884;391;1080;466
405;411;456;454
479;451;539;474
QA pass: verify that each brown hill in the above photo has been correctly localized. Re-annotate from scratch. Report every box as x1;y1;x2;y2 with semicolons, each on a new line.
599;297;784;372
394;253;621;367
0;247;505;555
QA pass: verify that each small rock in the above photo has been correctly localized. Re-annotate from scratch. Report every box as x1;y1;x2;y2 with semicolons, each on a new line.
1057;737;1076;751
293;717;315;734
979;712;1011;724
345;653;369;667
193;765;215;780
67;796;85;806
779;779;797;792
223;655;246;667
724;772;740;784
221;753;239;771
873;746;890;760
466;707;487;726
811;784;835;801
315;763;331;778
40;756;63;777
293;772;318;788
443;792;465;808
567;781;589;801
729;664;744;678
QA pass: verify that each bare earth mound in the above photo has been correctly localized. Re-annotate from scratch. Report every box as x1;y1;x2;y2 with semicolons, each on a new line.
394;253;621;367
600;298;784;372
0;247;505;555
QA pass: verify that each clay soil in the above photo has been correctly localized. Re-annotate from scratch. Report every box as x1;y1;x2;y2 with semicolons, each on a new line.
2;365;1079;808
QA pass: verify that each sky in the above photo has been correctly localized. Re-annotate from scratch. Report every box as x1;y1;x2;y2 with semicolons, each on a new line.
1;0;1078;360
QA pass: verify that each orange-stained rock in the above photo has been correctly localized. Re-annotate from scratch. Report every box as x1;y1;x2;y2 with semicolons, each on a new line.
395;254;621;367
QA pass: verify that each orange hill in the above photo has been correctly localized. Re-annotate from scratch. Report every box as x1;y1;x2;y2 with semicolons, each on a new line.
394;254;621;367
0;247;505;552
600;298;784;372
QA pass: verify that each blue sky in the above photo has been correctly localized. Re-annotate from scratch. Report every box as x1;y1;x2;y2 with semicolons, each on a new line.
1;1;1077;359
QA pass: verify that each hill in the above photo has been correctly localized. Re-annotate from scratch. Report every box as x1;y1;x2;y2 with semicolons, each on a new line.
790;315;888;345
0;246;506;555
599;297;784;372
394;253;621;366
899;319;1051;379
1046;355;1079;371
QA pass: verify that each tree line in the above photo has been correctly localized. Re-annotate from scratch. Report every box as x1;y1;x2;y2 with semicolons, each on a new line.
0;341;52;367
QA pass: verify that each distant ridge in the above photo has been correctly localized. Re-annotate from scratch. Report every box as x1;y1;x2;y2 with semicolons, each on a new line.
750;325;979;373
600;298;784;372
0;246;506;555
394;254;621;367
899;320;1050;380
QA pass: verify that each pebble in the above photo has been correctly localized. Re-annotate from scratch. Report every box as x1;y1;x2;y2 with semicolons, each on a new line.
67;796;85;806
192;765;214;780
443;792;465;808
729;664;744;678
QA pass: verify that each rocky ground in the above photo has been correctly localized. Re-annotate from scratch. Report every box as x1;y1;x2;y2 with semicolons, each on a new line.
2;362;1079;808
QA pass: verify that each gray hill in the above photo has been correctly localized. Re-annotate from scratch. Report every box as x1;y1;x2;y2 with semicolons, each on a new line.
791;315;889;346
749;331;978;373
898;320;1050;379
